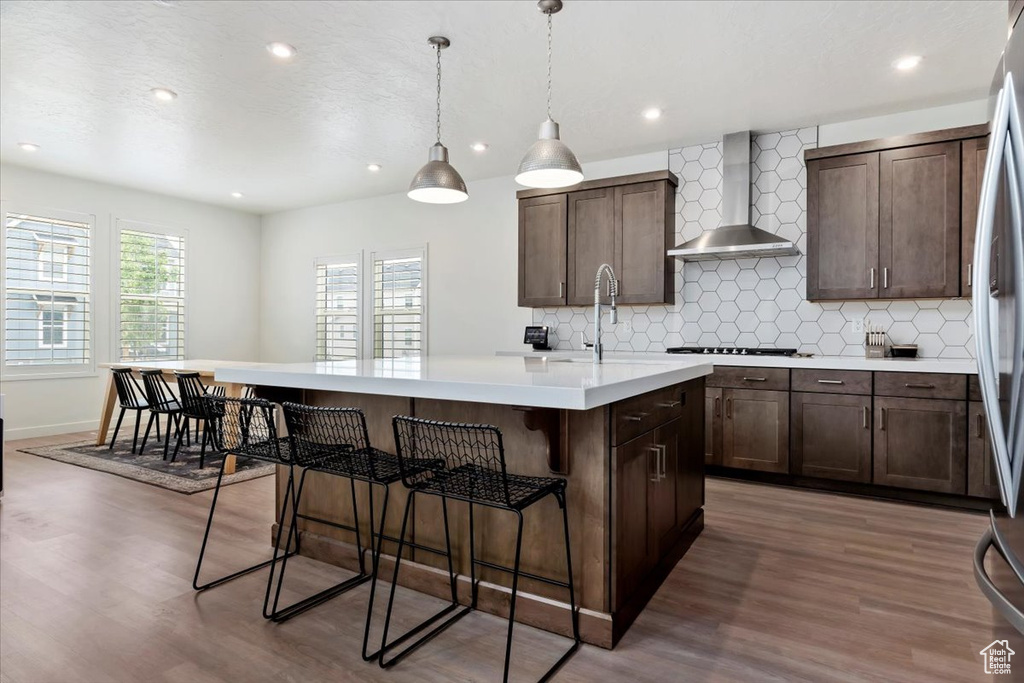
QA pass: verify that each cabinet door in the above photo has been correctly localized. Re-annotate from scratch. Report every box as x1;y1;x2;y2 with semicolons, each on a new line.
806;153;880;300
968;401;1001;499
518;195;567;307
567;188;616;306
649;418;679;555
791;392;872;482
704;387;723;465
616;181;672;305
676;382;705;524
961;137;988;296
873;396;967;494
614;431;656;602
722;389;790;473
879;142;961;298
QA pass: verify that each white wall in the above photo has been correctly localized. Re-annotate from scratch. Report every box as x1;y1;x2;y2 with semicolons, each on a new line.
1;164;262;439
258;151;666;362
818;98;989;146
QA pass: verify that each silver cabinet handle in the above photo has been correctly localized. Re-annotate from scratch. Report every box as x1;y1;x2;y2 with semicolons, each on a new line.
817;379;844;385
883;267;889;289
658;400;681;408
558;281;565;298
648;446;659;482
967;263;972;285
660;445;666;479
863;406;869;429
977;412;985;438
714;396;721;417
625;412;649;422
870;267;876;289
742;377;767;382
726;397;732;418
880;407;886;431
904;383;935;390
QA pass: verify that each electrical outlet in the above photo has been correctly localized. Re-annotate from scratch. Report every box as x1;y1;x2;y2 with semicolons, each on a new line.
851;318;865;335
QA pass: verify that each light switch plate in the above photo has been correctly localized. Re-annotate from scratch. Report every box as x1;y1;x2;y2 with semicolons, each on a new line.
851;318;865;335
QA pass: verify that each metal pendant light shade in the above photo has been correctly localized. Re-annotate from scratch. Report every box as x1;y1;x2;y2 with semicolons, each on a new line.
409;36;468;204
516;0;583;189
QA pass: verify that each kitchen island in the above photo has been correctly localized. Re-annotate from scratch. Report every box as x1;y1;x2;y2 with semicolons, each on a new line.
216;355;712;647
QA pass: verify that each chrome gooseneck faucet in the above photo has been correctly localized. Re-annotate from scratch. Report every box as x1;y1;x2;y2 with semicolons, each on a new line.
593;263;618;364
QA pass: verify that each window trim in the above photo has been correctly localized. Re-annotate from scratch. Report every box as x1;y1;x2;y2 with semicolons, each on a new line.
1;202;97;380
314;252;363;361
36;241;70;283
113;218;189;363
364;244;428;359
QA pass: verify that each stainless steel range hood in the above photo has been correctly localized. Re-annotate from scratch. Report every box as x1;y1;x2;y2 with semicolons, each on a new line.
668;131;799;261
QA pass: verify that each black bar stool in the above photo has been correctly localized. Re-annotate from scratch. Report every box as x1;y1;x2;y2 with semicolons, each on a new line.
109;368;151;453
138;369;182;459
381;416;580;682
192;395;299;593
174;371;224;467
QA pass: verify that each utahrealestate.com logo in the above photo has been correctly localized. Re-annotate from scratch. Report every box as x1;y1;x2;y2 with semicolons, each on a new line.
980;640;1015;675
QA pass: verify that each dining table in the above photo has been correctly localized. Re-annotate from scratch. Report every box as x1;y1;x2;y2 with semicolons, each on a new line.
97;359;264;474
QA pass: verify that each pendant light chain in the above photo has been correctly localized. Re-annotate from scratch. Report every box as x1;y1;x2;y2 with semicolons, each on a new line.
435;43;443;144
546;12;553;120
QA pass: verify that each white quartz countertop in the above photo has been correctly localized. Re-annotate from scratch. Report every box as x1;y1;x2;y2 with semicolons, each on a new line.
214;355;714;410
496;350;978;375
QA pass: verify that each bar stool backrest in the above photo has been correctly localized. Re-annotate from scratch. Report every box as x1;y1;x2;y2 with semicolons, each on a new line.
392;416;510;504
281;402;371;468
140;369;178;411
112;368;147;409
176;372;209;419
204;395;288;463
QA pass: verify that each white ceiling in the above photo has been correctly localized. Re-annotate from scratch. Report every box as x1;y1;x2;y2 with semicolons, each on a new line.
0;0;1006;214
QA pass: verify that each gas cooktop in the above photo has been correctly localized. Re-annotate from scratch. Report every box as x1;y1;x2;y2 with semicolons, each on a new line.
666;346;798;357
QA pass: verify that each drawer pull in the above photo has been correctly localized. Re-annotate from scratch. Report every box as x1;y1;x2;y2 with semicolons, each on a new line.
863;406;869;429
743;377;767;382
904;383;935;390
625;412;649;422
658;400;681;409
714;396;721;417
817;379;844;385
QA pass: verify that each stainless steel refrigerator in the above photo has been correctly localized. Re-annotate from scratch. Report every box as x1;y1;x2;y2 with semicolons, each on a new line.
974;4;1024;641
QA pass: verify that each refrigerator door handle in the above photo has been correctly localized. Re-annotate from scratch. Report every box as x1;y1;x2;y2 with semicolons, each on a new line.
975;524;1024;635
1001;124;1024;499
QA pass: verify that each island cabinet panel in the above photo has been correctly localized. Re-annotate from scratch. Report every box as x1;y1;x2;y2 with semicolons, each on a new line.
567;187;616;305
968;401;1001;499
879;142;961;299
961;137;988;295
614;430;657;603
704;386;723;465
518;194;567;307
806;152;880;300
616;181;673;305
791;392;872;483
873;396;967;494
721;388;789;473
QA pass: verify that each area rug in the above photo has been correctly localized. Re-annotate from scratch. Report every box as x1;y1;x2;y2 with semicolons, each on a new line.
18;438;276;494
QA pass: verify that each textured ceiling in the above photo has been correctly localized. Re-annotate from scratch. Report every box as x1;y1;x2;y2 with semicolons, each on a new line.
0;0;1006;213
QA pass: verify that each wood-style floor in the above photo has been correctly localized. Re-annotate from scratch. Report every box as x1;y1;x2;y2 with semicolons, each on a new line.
0;432;1003;682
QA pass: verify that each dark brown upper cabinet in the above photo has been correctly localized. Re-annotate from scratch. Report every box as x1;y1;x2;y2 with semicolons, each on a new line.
806;153;880;300
518;194;568;307
879;142;960;298
518;171;677;308
805;124;988;302
961;137;988;296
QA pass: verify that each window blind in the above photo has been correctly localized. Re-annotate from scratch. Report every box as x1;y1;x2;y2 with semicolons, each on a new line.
373;254;423;359
315;258;360;360
3;213;91;367
118;227;186;361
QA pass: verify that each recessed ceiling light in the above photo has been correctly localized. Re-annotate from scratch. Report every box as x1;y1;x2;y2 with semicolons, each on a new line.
151;87;177;101
266;42;297;59
894;55;922;71
231;191;244;199
642;107;663;120
470;142;489;152
367;163;382;172
18;142;40;152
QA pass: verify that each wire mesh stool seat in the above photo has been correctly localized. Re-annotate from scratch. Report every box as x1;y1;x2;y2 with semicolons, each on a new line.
192;395;299;595
138;370;182;459
109;368;151;454
273;403;440;660
380;416;580;682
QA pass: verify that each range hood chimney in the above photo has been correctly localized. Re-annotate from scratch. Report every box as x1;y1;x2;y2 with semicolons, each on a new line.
668;131;799;261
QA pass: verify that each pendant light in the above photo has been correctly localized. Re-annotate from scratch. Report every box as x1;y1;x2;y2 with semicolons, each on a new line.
408;36;468;204
515;0;584;189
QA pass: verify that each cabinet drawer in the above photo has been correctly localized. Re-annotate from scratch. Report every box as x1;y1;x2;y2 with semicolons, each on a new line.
873;372;965;400
792;369;872;395
968;374;982;402
613;384;685;445
705;367;789;391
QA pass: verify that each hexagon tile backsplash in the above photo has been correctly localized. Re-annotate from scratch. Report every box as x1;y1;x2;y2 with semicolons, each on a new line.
533;128;975;359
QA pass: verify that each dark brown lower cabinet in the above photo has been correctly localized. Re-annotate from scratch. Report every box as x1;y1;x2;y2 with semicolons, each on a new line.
791;392;872;483
722;389;789;473
704;387;722;465
968;401;1001;499
873;396;967;494
649;419;680;554
615;431;656;600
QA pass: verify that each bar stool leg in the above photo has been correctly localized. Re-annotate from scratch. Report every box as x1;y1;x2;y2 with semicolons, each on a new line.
361;481;390;662
502;510;526;683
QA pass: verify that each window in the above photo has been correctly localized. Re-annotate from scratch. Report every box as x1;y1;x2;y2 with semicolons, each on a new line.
3;211;92;369
118;224;186;361
371;249;425;359
315;256;360;360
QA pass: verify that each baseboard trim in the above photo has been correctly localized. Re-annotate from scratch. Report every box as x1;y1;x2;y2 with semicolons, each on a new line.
4;419;101;441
